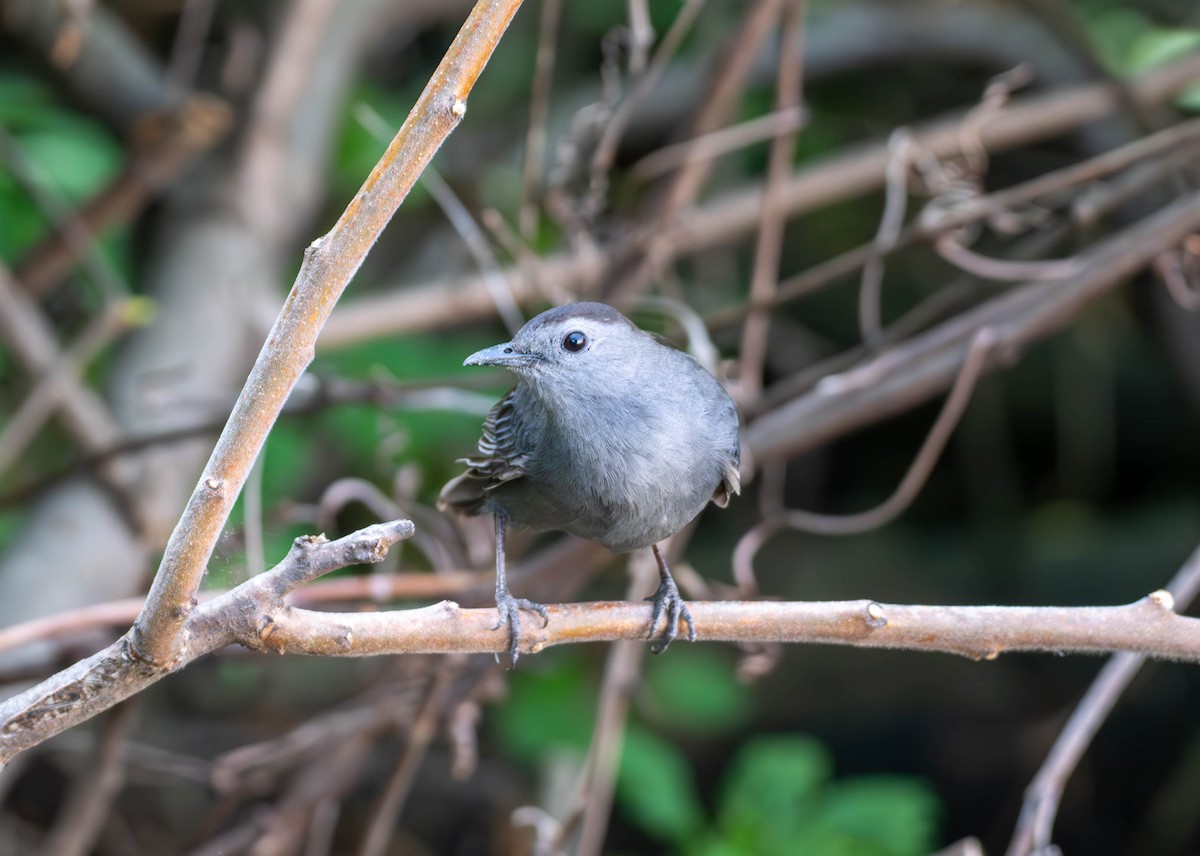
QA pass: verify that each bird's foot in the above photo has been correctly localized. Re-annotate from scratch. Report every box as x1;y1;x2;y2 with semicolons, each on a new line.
645;573;696;654
493;590;549;668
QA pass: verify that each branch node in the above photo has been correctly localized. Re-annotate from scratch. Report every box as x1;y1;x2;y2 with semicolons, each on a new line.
450;98;467;119
1147;589;1176;612
296;533;328;551
202;476;224;496
257;614;277;644
169;600;192;621
865;601;888;628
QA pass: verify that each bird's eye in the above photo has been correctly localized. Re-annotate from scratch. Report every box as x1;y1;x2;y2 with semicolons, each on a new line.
562;331;588;352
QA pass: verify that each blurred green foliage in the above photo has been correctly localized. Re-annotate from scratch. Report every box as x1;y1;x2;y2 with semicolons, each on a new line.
0;74;127;271
496;652;939;854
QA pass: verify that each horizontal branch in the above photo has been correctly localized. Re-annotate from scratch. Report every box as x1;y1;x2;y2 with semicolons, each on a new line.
2;515;1198;765
258;591;1200;662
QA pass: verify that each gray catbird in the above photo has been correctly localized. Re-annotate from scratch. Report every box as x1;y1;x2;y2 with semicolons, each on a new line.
438;302;741;664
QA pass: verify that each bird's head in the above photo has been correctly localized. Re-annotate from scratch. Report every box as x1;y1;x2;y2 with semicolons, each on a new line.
463;303;642;384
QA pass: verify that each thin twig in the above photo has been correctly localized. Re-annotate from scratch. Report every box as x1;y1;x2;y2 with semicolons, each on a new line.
734;328;993;585
357;658;464;856
1006;543;1200;856
934;232;1081;281
629;105;807;181
518;0;562;242
36;700;141;856
604;0;784;302
321;53;1200;344
569;551;656;856
0;298;145;481
588;0;707;206
859;129;914;346
0;264;124;459
1155;248;1200;312
737;0;805;403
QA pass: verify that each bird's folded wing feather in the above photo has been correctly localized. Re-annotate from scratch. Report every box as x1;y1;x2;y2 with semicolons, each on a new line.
711;458;741;508
437;388;527;515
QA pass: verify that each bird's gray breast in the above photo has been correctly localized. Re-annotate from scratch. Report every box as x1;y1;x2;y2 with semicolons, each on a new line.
489;367;729;552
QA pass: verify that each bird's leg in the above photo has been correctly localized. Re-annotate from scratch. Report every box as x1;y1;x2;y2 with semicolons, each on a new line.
645;543;696;653
492;511;549;667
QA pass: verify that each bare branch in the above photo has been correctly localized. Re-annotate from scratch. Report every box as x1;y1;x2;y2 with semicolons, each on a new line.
0;520;417;764
745;187;1200;462
320;52;1200;346
4;515;1199;768
129;0;527;668
1006;544;1200;856
248;592;1200;664
736;0;805;403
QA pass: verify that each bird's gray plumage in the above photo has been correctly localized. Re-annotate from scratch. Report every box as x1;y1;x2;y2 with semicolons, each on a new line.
439;302;741;552
439;302;740;662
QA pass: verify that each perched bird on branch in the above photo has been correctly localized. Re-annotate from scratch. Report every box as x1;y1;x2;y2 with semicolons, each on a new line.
439;302;741;664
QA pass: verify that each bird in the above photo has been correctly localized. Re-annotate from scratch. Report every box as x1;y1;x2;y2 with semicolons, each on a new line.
438;302;741;665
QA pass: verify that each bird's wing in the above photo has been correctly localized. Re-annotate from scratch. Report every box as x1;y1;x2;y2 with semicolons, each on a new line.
710;458;741;508
437;388;528;515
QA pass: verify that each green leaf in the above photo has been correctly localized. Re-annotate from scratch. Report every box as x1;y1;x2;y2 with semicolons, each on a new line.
716;735;831;849
19;127;122;200
821;777;941;856
1126;28;1200;110
1126;28;1200;74
492;656;596;760
616;726;706;842
644;646;752;737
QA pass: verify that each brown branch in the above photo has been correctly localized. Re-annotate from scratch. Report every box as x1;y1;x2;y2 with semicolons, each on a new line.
628;105;807;181
319;51;1200;346
249;592;1200;663
4;514;1200;769
744;187;1200;462
0;520;417;764
0;297;144;481
36;700;141;856
0;264;122;452
1006;543;1200;856
128;0;526;668
733;327;994;587
569;551;658;856
517;0;561;241
357;659;464;856
736;0;805;403
587;0;706;202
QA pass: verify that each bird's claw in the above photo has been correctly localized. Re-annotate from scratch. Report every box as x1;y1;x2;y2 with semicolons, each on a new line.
492;591;549;667
645;574;696;654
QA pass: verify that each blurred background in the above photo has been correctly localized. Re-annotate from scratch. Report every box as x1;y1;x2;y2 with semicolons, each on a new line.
1;0;1200;853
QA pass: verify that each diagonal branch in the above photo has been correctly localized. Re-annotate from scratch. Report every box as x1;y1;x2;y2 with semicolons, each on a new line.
744;187;1200;462
128;0;527;668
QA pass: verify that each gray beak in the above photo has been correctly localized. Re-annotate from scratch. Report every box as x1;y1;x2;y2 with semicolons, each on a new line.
463;342;542;369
